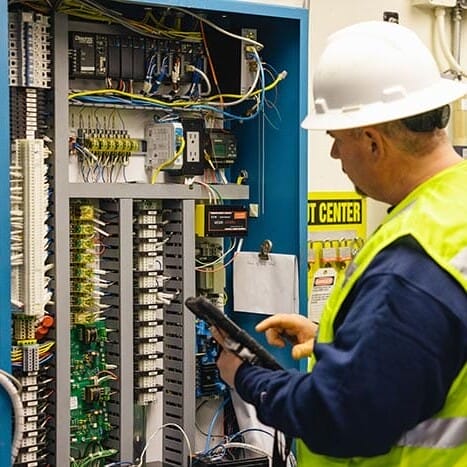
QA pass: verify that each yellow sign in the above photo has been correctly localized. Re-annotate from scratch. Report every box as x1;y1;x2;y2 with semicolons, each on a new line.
307;192;367;319
308;197;364;226
307;190;366;244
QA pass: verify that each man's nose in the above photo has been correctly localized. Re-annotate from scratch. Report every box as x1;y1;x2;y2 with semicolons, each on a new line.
330;141;340;159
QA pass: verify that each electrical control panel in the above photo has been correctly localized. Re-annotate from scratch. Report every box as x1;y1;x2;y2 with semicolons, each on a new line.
2;1;308;466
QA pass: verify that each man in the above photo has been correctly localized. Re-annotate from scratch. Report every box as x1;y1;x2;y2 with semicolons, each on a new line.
214;21;467;466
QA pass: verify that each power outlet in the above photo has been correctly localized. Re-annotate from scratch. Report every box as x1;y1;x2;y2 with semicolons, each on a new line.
180;118;205;175
186;130;200;162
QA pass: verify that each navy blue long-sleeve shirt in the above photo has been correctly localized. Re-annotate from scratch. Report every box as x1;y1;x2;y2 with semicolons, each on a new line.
234;240;467;457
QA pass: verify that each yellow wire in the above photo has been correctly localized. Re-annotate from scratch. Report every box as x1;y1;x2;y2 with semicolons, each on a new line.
40;341;55;354
68;70;285;108
68;89;197;108
60;0;201;40
205;72;286;102
14;1;202;41
151;137;186;184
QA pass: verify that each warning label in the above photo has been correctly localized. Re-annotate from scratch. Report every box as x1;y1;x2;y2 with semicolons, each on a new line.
309;268;337;322
314;275;335;287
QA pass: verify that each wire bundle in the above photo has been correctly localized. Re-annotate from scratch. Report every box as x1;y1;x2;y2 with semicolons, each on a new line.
0;369;24;465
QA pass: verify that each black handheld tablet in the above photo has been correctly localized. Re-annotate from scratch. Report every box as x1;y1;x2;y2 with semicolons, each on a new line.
185;295;283;371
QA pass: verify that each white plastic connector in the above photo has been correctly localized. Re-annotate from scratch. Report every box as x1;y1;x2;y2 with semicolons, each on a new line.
15;140;49;316
412;0;456;7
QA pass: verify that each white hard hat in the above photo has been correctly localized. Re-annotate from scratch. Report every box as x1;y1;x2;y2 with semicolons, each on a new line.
302;21;467;131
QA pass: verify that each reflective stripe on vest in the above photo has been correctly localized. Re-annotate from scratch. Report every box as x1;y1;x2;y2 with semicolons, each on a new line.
398;417;467;448
451;247;467;278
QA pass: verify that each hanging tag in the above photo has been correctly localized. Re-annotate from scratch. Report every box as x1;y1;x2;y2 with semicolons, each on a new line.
308;267;337;323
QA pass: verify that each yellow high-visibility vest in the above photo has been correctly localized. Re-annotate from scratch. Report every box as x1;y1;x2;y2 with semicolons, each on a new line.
299;161;467;466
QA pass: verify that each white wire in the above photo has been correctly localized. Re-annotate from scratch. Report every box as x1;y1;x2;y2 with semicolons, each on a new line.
208;48;263;107
287;450;298;467
189;179;218;204
195;239;238;268
434;7;467;77
0;371;24;465
0;369;22;392
218;169;228;185
189;66;212;96
171;7;264;51
220;442;271;460
136;422;193;467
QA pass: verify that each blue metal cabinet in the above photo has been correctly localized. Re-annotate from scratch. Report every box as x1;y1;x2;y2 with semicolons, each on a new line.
150;0;309;370
0;1;308;465
0;0;11;464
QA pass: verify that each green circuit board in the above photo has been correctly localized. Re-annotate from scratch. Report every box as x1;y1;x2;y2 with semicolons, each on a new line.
70;323;113;448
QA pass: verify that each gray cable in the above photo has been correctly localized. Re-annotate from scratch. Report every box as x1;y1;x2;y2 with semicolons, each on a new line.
0;371;24;465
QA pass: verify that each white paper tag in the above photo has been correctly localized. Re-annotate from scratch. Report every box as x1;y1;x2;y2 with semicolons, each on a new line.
309;267;337;322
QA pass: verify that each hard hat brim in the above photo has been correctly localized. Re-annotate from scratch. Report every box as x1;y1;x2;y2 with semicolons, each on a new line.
301;79;467;131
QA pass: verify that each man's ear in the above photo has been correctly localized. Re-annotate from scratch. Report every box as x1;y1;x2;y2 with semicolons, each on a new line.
363;128;384;158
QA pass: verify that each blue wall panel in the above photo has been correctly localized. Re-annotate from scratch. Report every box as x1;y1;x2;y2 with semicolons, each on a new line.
208;7;309;371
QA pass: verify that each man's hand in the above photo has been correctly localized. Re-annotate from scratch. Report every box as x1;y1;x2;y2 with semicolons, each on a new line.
211;327;244;388
255;314;318;360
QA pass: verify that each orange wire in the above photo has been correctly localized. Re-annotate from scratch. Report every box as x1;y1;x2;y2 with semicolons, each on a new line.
200;21;223;104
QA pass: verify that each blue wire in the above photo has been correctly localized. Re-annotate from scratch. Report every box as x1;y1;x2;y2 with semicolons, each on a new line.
72;95;262;122
188;55;205;98
204;396;230;453
152;55;169;93
145;53;157;80
191;104;262;122
229;427;273;442
72;69;267;121
264;62;280;78
71;95;165;108
39;354;55;365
